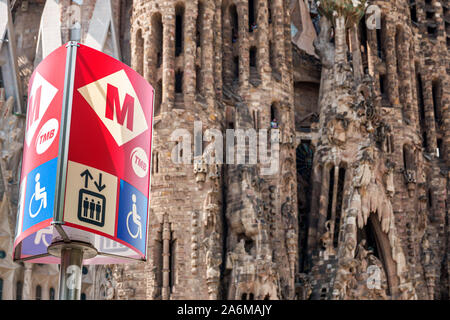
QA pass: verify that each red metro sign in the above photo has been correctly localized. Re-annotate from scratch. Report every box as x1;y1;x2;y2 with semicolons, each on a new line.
14;43;154;264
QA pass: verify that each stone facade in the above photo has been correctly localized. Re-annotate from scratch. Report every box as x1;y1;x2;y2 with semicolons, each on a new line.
0;0;448;300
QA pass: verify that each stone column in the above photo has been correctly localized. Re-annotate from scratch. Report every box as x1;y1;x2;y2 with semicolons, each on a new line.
384;17;400;108
161;214;171;300
334;16;347;65
272;0;285;78
184;0;196;105
222;4;233;88
203;1;216;110
317;165;331;240
237;1;249;89
162;8;175;111
258;0;270;85
213;0;223;100
350;25;363;82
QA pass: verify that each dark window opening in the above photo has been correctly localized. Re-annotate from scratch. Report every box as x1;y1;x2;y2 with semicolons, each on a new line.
230;5;239;43
268;0;272;24
35;285;42;300
233;56;239;81
437;138;443;159
155;80;162;116
403;145;408;171
196;66;202;95
296;141;314;272
249;293;254;300
169;237;176;293
237;233;254;254
379;74;387;96
428;189;433;209
252;110;259;130
427;25;437;38
197;2;204;47
426;11;434;20
0;278;3;300
248;0;257;32
410;1;418;24
175;5;184;56
152;13;163;68
269;41;275;69
326;167;335;222
250;47;257;67
81;293;86;300
249;46;259;82
16;282;22;300
376;23;384;60
49;288;55;300
334;168;346;248
270;103;279;128
82;266;88;275
0;66;3;88
416;72;428;149
264;294;270;300
432;80;442;127
320;287;328;299
357;216;380;259
241;293;247;300
175;71;183;94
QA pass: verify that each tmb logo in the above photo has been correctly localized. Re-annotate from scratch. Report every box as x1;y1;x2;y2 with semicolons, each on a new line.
26;72;58;147
78;69;148;147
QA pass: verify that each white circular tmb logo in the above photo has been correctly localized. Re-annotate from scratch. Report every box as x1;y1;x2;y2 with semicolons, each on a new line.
130;147;149;178
36;118;59;154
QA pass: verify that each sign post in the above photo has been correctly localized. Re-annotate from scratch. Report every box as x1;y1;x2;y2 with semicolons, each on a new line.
13;41;154;300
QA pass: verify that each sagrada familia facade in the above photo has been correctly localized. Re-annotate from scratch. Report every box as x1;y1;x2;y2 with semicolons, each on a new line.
0;0;448;300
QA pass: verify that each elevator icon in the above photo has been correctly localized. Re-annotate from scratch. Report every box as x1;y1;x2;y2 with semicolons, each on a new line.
77;189;106;227
76;169;107;227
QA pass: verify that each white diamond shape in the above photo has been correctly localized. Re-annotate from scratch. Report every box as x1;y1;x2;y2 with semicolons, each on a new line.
77;69;148;147
25;72;58;147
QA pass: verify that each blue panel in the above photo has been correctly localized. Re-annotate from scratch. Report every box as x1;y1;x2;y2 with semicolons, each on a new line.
22;158;57;232
116;180;148;255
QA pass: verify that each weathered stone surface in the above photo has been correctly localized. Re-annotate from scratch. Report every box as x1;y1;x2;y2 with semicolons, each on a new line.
0;0;448;300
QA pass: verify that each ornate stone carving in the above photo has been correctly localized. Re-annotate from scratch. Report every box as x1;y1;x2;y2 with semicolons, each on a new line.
193;156;208;182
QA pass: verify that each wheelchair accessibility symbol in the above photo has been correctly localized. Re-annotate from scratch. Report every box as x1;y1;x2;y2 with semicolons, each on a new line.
126;194;142;239
29;173;48;218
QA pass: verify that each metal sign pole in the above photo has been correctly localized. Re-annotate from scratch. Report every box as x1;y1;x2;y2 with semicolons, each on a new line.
58;245;84;300
49;241;97;300
50;41;85;300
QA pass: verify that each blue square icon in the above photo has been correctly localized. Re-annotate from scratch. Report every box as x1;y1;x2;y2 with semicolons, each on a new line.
23;158;57;232
116;180;148;255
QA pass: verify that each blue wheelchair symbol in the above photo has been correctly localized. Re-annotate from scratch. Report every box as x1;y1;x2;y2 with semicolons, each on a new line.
28;173;48;218
23;158;57;232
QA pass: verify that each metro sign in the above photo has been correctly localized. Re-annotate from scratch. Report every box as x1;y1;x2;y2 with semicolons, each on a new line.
14;43;153;265
25;72;58;147
78;69;148;147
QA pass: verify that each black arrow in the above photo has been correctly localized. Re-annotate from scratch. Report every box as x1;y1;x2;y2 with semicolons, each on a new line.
80;170;93;188
94;173;106;192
